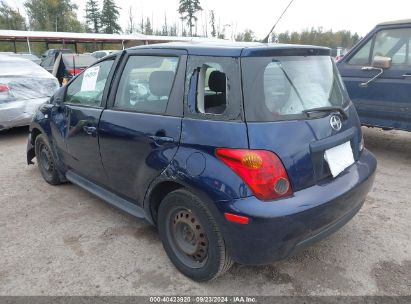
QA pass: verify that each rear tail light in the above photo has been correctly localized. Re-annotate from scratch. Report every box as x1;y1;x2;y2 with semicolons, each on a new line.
68;68;81;76
215;148;293;201
0;84;9;93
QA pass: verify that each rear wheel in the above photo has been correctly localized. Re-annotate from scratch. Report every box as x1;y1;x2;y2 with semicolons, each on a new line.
34;134;62;185
158;189;233;282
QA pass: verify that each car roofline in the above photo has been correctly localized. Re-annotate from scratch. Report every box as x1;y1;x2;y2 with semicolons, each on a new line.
377;19;411;27
126;42;330;57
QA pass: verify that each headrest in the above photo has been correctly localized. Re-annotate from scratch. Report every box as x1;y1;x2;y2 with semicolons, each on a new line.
149;71;175;97
208;71;226;93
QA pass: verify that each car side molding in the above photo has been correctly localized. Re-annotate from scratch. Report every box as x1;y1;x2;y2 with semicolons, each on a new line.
66;171;146;219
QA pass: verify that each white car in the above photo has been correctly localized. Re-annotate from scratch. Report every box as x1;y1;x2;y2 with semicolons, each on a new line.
0;52;42;65
91;50;119;59
0;55;59;131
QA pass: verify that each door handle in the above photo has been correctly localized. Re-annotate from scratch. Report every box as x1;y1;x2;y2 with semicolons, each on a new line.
402;73;411;78
149;135;174;144
83;126;97;136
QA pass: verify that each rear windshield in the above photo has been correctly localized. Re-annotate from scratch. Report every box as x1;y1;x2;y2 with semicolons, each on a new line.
63;55;96;68
242;56;349;121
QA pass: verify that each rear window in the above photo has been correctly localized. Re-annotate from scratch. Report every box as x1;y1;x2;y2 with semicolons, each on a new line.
242;56;349;121
93;52;106;59
63;55;96;68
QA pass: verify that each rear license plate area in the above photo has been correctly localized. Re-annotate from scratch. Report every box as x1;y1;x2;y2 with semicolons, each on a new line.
324;141;355;178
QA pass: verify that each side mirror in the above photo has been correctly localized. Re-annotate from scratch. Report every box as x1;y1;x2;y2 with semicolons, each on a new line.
359;56;392;88
372;56;392;69
54;97;63;107
52;86;67;108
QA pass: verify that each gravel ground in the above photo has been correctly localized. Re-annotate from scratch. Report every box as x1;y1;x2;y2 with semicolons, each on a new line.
0;126;410;296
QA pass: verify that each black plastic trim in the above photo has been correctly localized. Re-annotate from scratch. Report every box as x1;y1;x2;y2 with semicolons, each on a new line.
66;170;146;219
310;127;356;153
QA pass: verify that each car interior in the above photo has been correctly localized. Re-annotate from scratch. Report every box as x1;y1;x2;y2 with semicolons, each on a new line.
115;70;175;114
197;63;227;114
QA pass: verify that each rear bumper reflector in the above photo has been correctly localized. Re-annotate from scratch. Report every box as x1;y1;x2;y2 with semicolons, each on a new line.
224;213;249;225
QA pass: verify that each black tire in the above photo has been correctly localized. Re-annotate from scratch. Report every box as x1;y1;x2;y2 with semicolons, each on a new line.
158;189;233;282
34;134;62;185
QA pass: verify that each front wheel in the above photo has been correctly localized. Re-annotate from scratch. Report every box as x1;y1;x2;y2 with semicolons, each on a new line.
34;134;62;185
158;189;233;282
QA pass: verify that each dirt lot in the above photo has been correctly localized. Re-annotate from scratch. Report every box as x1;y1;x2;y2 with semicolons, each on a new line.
0;126;410;296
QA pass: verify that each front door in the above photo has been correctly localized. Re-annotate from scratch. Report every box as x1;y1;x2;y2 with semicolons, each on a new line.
98;50;186;204
58;58;115;184
338;26;411;131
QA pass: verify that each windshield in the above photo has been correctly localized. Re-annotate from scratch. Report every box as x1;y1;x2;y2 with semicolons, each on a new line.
241;56;349;121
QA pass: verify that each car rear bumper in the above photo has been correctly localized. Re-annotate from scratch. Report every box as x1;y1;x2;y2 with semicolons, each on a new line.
0;98;48;130
216;149;377;265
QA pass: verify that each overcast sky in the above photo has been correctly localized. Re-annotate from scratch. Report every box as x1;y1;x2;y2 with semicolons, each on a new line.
10;0;411;39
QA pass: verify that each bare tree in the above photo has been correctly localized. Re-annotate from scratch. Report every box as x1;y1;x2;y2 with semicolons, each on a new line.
209;10;216;37
126;6;135;34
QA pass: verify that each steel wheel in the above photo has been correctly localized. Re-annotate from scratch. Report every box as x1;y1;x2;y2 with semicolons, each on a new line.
38;142;55;177
168;207;209;268
34;134;62;185
158;189;233;281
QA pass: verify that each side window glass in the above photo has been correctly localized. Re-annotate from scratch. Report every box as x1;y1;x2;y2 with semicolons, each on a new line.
114;56;179;114
185;56;241;120
65;59;114;107
392;44;407;65
41;56;53;67
348;39;372;65
196;63;227;114
372;28;410;66
409;39;411;64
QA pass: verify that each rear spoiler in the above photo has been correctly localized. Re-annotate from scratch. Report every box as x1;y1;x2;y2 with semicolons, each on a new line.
241;47;330;57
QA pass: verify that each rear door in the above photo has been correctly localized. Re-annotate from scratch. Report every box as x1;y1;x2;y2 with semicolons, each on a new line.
338;25;411;131
98;49;186;204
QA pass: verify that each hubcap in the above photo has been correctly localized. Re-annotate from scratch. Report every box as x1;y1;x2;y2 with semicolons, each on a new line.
170;209;208;266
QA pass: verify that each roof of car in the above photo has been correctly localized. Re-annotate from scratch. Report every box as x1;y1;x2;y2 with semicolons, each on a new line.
0;54;32;63
92;50;118;53
377;19;411;26
128;41;330;57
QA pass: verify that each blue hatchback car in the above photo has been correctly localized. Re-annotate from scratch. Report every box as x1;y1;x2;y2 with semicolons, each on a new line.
27;42;377;281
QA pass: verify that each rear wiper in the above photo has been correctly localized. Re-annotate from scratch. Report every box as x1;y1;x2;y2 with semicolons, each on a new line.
302;106;348;119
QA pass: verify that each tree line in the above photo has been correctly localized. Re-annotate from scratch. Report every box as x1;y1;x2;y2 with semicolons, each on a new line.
0;0;361;48
0;0;26;30
271;27;361;49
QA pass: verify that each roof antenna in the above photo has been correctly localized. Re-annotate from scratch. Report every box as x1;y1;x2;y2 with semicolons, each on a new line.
261;0;296;43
